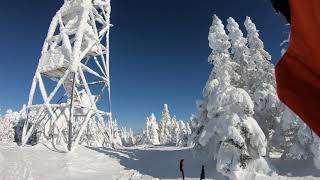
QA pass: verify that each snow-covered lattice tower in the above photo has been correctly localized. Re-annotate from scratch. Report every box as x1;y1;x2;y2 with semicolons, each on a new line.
21;0;113;152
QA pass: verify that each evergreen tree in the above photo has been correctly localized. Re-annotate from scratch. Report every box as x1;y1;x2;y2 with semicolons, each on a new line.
280;107;320;169
226;17;250;89
149;113;160;145
0;108;25;143
81;118;99;146
159;104;172;145
190;15;270;179
311;132;320;169
0;110;15;143
188;100;208;147
170;115;179;145
128;128;136;146
106;119;122;147
143;113;160;145
240;17;283;156
244;16;274;93
120;127;135;146
177;120;190;147
186;122;192;136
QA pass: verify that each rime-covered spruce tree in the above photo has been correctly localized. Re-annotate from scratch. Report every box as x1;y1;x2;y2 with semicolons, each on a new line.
127;128;135;146
142;113;160;145
186;122;192;136
106;119;122;147
0;110;16;143
177;120;190;147
226;17;249;89
0;106;29;144
170;115;179;145
244;17;274;94
119;127;135;146
227;17;283;156
159;104;172;145
190;15;271;179
245;17;283;147
280;106;320;169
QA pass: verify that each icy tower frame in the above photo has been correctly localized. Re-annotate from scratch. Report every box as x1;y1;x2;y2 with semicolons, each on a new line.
21;0;112;152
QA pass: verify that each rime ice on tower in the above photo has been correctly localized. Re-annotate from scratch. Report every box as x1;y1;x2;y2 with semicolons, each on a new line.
21;0;113;152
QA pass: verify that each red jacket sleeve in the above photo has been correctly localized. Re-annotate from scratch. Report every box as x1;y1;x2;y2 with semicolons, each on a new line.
275;0;320;136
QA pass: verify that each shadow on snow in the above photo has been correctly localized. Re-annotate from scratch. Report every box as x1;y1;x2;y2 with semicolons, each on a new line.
86;146;225;179
86;146;320;179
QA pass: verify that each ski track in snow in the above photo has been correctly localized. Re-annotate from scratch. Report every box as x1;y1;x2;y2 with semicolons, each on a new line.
0;143;319;180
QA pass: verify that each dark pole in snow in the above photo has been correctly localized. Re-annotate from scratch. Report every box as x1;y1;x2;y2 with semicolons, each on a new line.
179;159;185;180
68;72;76;151
200;165;205;180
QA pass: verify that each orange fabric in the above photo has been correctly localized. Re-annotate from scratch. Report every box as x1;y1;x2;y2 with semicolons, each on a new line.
275;0;320;136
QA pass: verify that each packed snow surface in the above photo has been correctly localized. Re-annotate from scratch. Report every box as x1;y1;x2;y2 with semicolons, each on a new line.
0;143;151;180
0;144;319;180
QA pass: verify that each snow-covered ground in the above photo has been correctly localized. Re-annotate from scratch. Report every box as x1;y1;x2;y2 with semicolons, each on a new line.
0;144;319;180
0;143;152;180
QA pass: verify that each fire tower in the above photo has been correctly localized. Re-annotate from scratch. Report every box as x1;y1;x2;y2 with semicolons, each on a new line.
21;0;113;152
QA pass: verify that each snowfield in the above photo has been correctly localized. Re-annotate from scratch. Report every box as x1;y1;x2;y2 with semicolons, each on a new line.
0;143;151;180
0;144;319;180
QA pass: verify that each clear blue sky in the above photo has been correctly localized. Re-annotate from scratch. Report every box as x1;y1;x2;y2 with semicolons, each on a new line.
0;0;288;131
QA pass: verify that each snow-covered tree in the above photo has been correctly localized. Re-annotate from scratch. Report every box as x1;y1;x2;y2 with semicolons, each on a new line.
127;128;136;146
0;103;121;148
141;108;189;146
190;15;271;179
226;17;250;89
0;106;29;144
76;112;118;147
186;122;192;136
203;18;240;98
177;120;191;147
311;133;320;169
80;118;99;146
133;133;144;145
242;17;319;164
0;110;15;143
232;17;282;156
148;113;160;145
280;108;308;159
106;119;122;147
170;115;179;145
279;107;320;169
119;127;135;146
159;104;172;145
244;16;274;93
188;100;208;147
142;113;160;145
